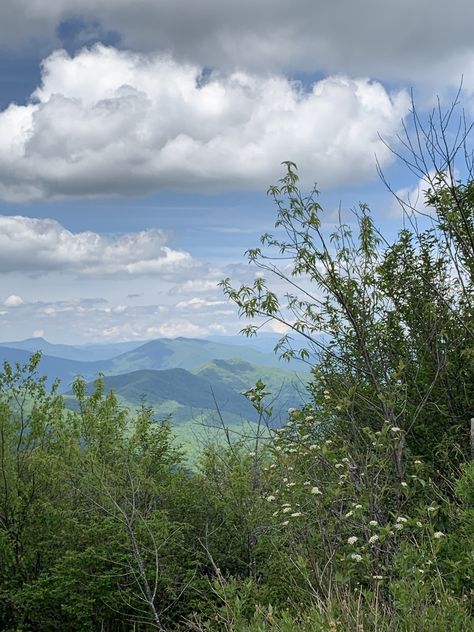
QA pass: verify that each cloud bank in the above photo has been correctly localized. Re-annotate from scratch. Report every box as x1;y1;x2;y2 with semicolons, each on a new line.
0;215;196;276
0;45;409;200
1;0;474;88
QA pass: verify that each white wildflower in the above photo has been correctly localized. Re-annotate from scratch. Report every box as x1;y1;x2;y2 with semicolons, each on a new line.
390;427;402;433
369;535;379;544
347;536;358;545
394;523;404;531
282;507;292;514
291;512;302;518
401;481;408;488
369;520;378;527
396;517;408;523
433;531;445;539
311;486;322;495
350;553;362;562
266;495;276;502
345;510;354;518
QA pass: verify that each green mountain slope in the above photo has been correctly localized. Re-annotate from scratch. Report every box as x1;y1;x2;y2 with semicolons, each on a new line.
192;358;307;415
86;368;256;419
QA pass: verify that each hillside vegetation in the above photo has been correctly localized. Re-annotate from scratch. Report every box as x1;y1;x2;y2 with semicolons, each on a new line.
1;110;474;630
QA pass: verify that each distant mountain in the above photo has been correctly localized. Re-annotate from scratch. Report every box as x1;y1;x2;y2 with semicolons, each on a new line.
0;337;144;362
0;346;103;389
193;358;306;422
76;358;306;426
82;368;257;419
0;338;310;407
206;333;308;359
106;337;301;374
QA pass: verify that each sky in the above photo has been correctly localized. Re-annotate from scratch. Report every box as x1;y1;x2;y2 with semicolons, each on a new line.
0;0;473;344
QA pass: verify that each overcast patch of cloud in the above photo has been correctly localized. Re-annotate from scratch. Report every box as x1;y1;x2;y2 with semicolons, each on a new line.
0;214;198;277
1;0;474;88
0;45;409;201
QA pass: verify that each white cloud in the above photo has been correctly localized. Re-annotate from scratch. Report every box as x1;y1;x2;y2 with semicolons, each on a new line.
175;297;227;310
0;45;409;200
4;294;24;307
0;215;197;277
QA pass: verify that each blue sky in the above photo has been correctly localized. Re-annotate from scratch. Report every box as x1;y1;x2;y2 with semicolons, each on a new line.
0;1;472;343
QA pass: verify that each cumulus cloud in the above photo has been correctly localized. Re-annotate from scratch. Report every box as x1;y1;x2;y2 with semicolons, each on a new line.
0;214;197;277
4;294;24;307
0;45;409;200
1;0;474;88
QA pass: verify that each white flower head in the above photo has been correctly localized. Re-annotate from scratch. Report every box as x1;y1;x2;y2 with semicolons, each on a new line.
369;520;378;527
369;535;379;544
433;531;445;539
266;495;276;502
311;486;322;495
291;512;302;518
396;516;408;523
347;536;358;545
350;553;362;562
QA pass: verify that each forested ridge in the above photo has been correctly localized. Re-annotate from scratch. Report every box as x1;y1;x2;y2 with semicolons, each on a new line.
1;105;474;631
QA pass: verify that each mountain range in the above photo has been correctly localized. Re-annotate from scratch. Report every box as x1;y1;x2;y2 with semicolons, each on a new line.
0;336;309;428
